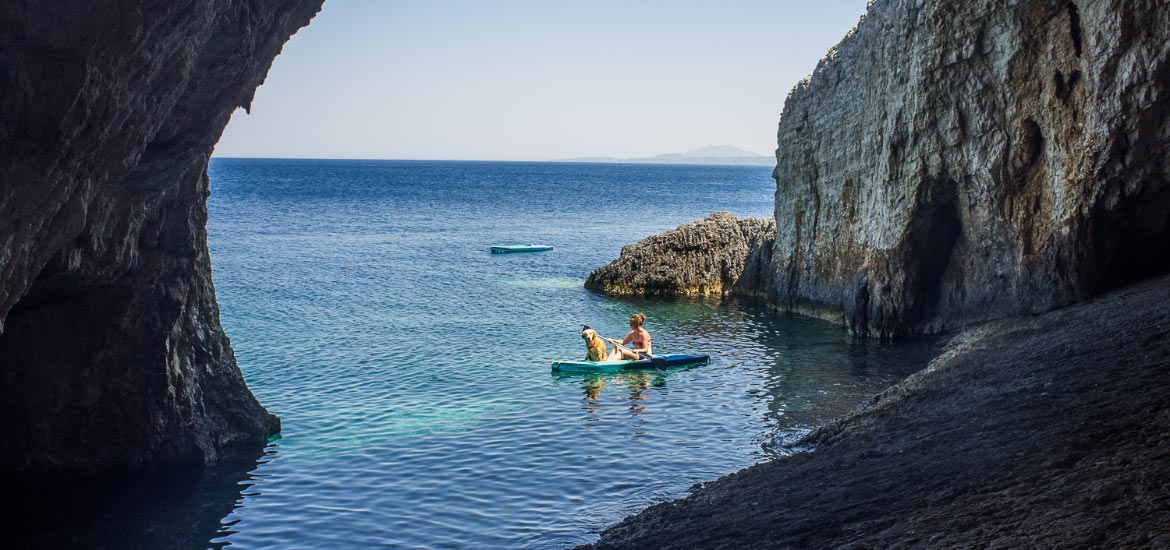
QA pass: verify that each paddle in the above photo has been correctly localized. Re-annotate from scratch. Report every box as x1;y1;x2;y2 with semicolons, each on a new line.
606;337;667;371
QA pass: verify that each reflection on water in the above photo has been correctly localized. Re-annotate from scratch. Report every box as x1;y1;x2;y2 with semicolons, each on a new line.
568;371;670;415
6;450;268;550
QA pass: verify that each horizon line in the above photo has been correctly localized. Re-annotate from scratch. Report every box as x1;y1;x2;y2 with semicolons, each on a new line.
209;156;777;167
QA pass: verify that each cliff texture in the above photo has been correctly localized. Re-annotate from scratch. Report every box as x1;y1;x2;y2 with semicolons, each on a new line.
583;274;1170;550
584;212;774;297
771;0;1170;336
0;0;322;474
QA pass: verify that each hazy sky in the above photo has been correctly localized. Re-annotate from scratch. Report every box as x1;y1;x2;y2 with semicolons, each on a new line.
214;0;869;161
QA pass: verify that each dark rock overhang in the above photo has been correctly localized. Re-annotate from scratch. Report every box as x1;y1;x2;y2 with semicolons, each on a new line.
0;0;324;475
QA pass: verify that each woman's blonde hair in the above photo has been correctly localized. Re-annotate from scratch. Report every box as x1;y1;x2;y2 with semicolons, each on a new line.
629;313;646;327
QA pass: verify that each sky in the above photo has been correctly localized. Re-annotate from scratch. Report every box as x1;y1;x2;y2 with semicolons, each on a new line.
214;0;870;161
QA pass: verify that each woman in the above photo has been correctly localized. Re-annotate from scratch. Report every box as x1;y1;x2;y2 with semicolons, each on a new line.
582;326;623;361
607;313;652;360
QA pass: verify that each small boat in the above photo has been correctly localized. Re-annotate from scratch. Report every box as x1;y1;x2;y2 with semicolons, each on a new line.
551;354;709;373
490;244;553;253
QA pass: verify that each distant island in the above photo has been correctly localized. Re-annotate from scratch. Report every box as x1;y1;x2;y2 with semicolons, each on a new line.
554;145;774;166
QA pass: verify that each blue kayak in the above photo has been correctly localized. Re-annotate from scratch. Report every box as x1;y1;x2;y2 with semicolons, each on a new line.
490;244;553;253
551;354;709;373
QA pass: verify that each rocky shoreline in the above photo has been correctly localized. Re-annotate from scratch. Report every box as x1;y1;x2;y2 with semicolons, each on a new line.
580;274;1170;549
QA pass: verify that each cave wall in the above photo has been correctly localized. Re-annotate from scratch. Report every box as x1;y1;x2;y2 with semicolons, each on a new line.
0;0;323;474
770;0;1170;337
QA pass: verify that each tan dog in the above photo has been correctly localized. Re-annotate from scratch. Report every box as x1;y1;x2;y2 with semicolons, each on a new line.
581;327;612;361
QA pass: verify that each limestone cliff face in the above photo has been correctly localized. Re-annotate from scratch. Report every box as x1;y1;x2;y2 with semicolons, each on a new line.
0;0;322;474
771;0;1170;337
585;212;775;297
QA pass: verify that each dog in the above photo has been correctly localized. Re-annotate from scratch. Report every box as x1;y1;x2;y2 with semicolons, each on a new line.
581;326;608;361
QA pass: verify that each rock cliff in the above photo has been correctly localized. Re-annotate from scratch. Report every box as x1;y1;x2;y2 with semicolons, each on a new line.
0;0;322;474
771;0;1170;336
584;212;774;297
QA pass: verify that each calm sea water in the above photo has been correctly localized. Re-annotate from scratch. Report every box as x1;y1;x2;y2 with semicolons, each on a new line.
12;159;940;549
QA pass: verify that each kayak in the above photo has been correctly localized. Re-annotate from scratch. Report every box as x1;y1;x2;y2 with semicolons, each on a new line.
490;244;553;253
551;354;709;373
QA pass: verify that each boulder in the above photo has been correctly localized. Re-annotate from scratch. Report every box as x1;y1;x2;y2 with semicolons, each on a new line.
584;212;775;298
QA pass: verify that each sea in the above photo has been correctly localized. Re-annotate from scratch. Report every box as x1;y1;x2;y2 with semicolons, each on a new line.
13;159;941;549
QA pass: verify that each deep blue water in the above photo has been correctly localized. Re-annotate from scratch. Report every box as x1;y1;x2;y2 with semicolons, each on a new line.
11;160;941;549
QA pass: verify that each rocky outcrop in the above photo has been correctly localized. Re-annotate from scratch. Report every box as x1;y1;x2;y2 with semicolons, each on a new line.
770;0;1170;337
582;274;1170;549
0;0;323;474
584;212;774;297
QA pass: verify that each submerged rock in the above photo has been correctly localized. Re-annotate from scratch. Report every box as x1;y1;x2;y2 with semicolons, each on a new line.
584;212;774;297
0;1;322;474
769;0;1170;337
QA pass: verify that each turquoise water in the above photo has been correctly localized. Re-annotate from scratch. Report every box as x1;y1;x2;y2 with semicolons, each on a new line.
9;160;940;549
202;159;939;548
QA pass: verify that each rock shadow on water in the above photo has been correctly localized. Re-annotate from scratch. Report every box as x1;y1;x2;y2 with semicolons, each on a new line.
4;447;273;550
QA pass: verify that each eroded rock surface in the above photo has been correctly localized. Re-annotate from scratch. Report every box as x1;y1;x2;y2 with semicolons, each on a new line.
770;0;1170;337
584;212;774;297
0;0;322;474
582;275;1170;550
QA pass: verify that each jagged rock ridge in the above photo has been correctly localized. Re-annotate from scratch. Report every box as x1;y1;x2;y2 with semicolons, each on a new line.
585;212;774;297
0;0;323;474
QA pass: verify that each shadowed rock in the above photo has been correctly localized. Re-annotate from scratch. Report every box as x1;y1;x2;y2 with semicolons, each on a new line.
0;0;323;474
584;212;775;297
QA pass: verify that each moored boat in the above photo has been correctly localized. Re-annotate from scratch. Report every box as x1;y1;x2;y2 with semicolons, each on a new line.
490;244;553;253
